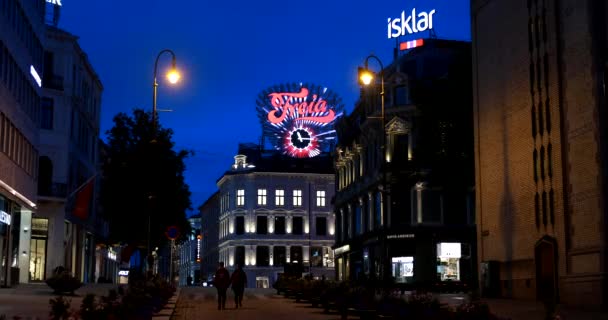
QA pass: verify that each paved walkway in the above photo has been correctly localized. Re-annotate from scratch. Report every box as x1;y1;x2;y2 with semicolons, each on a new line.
0;283;119;319
171;287;342;320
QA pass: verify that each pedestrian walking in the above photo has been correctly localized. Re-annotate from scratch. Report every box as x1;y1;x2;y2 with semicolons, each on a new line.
230;264;247;309
214;262;230;310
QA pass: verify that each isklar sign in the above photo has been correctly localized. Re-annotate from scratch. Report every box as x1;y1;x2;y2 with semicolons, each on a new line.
388;8;436;39
256;83;344;158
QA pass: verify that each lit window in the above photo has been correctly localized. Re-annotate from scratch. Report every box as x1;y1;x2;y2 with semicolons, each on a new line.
293;190;302;206
257;189;267;205
316;190;326;207
275;189;285;206
237;189;245;206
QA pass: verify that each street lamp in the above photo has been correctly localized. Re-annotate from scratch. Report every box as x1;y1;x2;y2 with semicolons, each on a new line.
147;49;181;272
358;54;389;284
152;49;180;128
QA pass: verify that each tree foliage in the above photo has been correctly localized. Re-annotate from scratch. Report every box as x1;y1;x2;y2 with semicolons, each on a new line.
102;109;192;250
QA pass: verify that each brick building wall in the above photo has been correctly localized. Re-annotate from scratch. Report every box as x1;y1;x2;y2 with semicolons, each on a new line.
472;0;607;308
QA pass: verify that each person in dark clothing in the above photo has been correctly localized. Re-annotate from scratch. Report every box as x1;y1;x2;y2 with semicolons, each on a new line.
214;262;230;310
230;264;247;308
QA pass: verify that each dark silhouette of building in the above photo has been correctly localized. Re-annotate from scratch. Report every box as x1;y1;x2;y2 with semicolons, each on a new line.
333;39;476;288
472;0;608;308
200;191;220;282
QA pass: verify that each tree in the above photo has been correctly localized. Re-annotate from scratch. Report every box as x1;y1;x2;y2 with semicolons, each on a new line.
102;109;192;257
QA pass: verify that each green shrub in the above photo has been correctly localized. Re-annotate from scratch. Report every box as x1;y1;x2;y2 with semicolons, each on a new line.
46;267;82;295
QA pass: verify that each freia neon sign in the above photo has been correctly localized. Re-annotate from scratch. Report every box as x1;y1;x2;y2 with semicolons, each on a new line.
267;88;336;124
387;8;436;39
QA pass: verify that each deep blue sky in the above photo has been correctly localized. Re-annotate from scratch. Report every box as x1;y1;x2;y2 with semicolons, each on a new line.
58;0;470;214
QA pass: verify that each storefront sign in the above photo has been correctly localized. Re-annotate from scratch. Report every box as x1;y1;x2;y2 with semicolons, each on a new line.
108;249;117;261
118;270;129;276
0;210;10;225
196;235;202;263
387;233;414;239
437;242;461;258
46;0;62;5
334;244;350;256
388;8;436;39
256;83;344;158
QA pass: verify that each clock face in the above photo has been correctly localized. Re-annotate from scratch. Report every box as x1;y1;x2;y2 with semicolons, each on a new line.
290;129;312;149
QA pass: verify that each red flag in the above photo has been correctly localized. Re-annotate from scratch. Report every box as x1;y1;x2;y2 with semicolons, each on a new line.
73;179;94;220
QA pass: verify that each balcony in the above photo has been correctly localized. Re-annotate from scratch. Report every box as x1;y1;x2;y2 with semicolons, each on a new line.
38;182;67;199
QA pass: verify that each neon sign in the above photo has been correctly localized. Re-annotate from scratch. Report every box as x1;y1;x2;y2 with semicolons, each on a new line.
257;83;344;158
388;8;436;39
46;0;62;6
196;235;202;263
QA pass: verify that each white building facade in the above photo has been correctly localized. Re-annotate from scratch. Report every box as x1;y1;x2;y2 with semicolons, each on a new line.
0;0;46;286
35;25;105;283
217;151;336;288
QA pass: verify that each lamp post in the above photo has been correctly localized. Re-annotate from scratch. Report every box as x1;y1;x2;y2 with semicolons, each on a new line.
147;49;181;272
358;55;388;285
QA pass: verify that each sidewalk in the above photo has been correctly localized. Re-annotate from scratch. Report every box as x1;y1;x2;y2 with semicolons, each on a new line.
0;283;119;319
484;299;608;320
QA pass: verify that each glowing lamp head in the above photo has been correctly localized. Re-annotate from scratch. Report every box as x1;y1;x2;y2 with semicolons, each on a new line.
167;68;180;84
358;67;374;86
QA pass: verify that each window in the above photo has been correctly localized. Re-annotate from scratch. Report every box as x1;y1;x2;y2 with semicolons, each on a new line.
375;192;383;228
40;97;53;130
275;189;285;206
273;246;286;266
256;216;268;235
256;246;270;266
292;216;303;235
274;216;285;235
316;217;327;236
355;204;362;235
394;85;409;106
316;190;326;207
235;246;245;267
257;189;267;205
237;189;245;206
310;247;323;267
290;246;303;264
293;189;302;206
235;216;245;235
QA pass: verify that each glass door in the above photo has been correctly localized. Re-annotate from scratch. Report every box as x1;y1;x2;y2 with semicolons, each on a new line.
29;238;46;281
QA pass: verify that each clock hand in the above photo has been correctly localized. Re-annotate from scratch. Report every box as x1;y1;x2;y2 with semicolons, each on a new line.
297;132;303;142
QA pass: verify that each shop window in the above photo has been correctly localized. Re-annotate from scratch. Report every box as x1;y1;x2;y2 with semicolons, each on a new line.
256;276;269;288
256;216;268;235
437;243;461;281
274;216;285;235
256;246;270;266
392;256;414;283
29;217;48;281
235;216;244;235
292;216;303;235
310;247;323;267
315;217;327;236
273;246;286;266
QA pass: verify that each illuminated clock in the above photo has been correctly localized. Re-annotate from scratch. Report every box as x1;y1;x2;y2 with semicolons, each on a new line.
290;128;312;149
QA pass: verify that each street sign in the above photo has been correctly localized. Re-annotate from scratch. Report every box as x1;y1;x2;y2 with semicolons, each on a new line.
165;226;180;240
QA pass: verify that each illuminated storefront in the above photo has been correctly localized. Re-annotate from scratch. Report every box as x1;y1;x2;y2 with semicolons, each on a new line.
437;243;461;281
392;256;414;283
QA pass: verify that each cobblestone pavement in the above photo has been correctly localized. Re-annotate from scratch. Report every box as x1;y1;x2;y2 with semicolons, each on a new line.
171;287;342;320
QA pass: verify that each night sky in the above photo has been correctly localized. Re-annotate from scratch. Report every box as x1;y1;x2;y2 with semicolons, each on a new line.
58;0;471;214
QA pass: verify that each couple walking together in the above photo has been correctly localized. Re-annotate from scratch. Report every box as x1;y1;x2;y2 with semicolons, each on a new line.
214;262;247;310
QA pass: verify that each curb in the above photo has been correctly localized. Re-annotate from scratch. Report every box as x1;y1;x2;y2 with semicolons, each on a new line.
152;287;180;320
